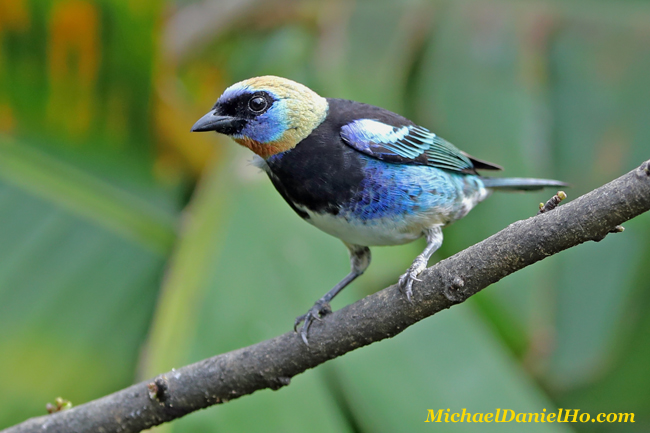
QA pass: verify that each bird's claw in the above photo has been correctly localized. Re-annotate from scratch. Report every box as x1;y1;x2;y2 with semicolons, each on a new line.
399;258;427;301
294;301;332;344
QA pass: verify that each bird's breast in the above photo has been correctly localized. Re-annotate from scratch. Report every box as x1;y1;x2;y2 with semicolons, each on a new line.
264;132;367;216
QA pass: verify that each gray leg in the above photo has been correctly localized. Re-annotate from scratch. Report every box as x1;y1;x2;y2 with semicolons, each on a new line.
398;226;443;300
295;243;371;344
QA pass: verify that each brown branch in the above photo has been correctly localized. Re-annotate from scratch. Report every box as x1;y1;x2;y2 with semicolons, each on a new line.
4;160;650;433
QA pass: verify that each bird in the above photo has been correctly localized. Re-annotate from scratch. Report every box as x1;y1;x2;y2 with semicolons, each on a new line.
191;75;566;344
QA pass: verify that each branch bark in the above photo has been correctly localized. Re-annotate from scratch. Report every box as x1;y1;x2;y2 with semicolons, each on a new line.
4;160;650;433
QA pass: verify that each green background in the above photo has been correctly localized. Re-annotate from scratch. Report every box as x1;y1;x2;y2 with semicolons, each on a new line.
0;0;649;432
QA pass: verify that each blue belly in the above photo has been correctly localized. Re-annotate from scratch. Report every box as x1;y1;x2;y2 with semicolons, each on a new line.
341;156;485;224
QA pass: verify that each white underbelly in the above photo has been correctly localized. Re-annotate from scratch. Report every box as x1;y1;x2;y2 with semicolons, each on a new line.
298;206;437;246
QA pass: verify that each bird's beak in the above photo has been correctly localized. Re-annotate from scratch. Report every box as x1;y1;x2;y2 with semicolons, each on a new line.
191;110;246;135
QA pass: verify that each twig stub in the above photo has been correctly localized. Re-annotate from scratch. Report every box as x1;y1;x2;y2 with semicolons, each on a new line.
538;191;567;215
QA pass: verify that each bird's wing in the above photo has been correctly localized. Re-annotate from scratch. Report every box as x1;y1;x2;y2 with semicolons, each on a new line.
340;119;501;173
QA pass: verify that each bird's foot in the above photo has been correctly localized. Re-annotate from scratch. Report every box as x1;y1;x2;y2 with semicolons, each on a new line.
398;257;427;301
294;300;333;345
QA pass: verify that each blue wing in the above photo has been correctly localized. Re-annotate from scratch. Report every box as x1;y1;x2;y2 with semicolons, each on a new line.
340;119;500;173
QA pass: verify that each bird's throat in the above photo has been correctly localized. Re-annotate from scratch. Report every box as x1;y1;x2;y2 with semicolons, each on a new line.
234;137;292;159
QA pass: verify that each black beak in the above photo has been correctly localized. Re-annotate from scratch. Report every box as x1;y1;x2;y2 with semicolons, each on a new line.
191;110;246;135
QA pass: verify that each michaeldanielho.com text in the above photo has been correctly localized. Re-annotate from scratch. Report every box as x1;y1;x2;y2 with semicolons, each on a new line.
425;409;634;423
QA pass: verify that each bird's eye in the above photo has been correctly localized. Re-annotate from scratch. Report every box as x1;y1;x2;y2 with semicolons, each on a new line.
248;96;267;113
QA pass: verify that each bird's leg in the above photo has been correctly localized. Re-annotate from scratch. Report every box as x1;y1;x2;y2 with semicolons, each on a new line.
295;243;371;344
399;226;443;301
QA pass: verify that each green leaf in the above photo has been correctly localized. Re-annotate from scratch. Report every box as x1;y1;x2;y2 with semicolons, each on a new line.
0;137;177;255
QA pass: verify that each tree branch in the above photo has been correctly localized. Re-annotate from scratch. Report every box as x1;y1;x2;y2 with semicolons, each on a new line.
4;160;650;433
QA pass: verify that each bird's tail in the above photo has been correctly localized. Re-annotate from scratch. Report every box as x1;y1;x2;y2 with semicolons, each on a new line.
481;177;568;191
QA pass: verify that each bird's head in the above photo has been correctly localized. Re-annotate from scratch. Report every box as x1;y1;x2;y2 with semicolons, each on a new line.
191;76;328;159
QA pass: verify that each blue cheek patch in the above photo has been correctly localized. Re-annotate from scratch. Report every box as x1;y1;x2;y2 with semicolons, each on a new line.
239;104;289;144
217;85;289;143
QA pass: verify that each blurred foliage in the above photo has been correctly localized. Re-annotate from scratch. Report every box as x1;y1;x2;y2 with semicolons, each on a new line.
1;0;649;432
